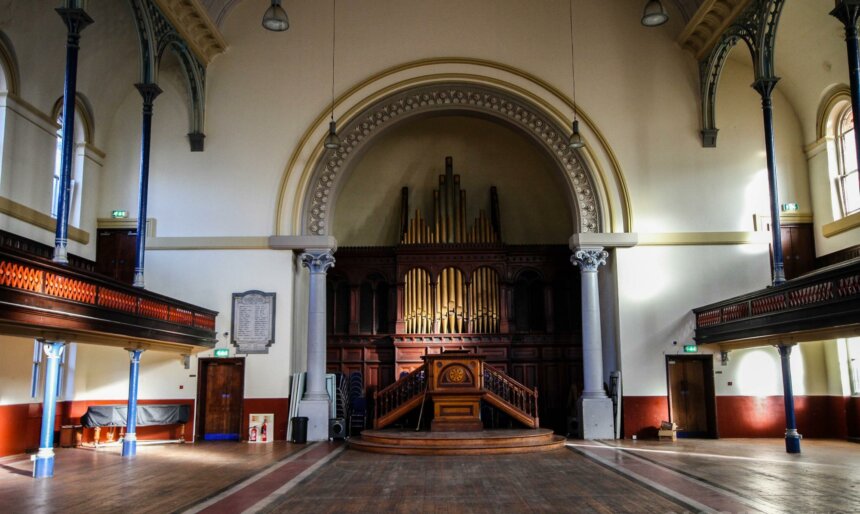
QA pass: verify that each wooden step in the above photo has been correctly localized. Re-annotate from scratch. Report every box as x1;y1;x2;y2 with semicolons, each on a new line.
349;429;566;455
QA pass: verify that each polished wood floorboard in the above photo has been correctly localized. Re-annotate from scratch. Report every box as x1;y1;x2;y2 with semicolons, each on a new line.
1;438;858;513
0;442;302;514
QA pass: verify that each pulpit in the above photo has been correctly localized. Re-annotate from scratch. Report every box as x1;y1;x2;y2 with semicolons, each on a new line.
423;351;485;431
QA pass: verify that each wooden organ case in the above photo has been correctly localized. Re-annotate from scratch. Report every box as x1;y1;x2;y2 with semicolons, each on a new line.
326;157;583;432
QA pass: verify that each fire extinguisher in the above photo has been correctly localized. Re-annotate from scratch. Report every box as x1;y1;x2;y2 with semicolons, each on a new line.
261;421;268;442
250;425;257;442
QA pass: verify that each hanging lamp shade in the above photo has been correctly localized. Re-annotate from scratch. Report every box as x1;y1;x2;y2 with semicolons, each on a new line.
324;120;341;149
262;0;289;31
568;120;585;150
641;0;669;27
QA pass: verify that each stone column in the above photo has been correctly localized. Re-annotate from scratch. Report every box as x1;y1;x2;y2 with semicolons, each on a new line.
571;246;614;439
122;349;144;457
298;249;335;440
777;343;802;453
33;341;66;478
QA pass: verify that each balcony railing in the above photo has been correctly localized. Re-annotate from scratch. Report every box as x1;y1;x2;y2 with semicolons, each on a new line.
693;258;860;345
0;245;217;348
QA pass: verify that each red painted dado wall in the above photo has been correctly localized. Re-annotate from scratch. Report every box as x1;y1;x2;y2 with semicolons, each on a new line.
241;398;291;442
0;397;294;458
623;395;860;439
0;399;194;458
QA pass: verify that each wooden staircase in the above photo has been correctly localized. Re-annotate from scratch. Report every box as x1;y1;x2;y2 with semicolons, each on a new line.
373;361;539;430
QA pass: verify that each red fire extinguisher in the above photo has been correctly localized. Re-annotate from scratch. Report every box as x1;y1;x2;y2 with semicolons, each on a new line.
250;425;257;442
261;421;268;442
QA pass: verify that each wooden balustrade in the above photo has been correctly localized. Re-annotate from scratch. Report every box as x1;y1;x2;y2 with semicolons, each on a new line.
374;364;427;429
482;362;539;428
693;258;860;345
0;246;217;348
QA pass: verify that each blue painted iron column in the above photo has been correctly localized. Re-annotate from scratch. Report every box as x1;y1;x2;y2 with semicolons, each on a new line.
832;0;860;198
132;84;162;288
33;341;66;478
122;349;144;457
53;4;92;264
777;343;801;453
752;77;786;286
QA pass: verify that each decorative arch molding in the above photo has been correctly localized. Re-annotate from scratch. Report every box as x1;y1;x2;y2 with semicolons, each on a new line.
0;30;20;95
817;85;851;140
275;59;633;238
50;93;95;143
698;0;784;147
127;0;208;151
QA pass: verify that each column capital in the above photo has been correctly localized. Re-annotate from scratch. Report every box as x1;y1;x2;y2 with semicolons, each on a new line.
751;76;780;99
56;7;93;38
571;247;608;272
300;249;336;274
126;348;145;363
41;341;66;359
135;83;163;106
831;0;860;28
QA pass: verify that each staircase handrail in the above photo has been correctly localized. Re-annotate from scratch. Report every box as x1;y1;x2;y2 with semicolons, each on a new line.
482;362;539;422
374;364;427;426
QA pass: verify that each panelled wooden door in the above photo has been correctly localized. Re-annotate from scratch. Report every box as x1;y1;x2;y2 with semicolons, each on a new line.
197;358;244;441
95;229;137;285
667;356;716;437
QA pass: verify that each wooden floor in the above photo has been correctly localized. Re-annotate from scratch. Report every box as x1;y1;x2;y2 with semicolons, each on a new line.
1;438;858;513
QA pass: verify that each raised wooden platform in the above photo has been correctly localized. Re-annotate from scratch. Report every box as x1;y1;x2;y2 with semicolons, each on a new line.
348;429;566;455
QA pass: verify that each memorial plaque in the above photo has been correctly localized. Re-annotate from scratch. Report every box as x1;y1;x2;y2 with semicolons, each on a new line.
231;290;276;354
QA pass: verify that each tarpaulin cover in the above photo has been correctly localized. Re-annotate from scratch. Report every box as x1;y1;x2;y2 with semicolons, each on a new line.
80;404;190;428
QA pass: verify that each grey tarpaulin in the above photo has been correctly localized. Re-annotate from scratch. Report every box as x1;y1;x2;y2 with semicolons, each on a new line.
80;405;190;427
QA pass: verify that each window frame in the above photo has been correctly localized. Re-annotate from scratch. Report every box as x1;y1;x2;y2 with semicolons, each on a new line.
835;106;860;217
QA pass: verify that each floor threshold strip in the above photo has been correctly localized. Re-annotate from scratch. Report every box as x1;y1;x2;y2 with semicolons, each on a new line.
182;442;344;514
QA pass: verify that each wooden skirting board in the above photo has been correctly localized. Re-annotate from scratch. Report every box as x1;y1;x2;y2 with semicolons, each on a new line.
349;428;565;456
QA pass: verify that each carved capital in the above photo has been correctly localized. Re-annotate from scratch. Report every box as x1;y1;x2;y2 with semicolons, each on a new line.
126;348;145;363
751;76;780;100
135;83;163;108
41;341;67;360
571;248;608;272
56;7;94;41
300;250;336;274
831;0;860;32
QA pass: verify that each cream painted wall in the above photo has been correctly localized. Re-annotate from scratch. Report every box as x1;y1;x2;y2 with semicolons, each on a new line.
0;336;37;405
615;244;771;396
334;115;572;246
145;250;295;399
714;343;831;397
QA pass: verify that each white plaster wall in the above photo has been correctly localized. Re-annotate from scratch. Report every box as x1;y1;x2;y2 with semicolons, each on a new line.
145;250;295;399
615;244;771;396
807;141;860;257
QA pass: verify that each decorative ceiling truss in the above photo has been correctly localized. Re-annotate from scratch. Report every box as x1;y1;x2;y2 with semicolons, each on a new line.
695;0;784;147
127;0;226;151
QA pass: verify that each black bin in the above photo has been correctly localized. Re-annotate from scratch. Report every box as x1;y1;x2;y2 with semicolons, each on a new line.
291;416;308;444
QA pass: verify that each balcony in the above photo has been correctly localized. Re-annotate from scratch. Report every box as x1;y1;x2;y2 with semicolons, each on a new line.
693;258;860;349
0;244;217;352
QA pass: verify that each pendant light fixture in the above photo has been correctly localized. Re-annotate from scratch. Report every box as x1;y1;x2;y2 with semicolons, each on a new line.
324;0;341;150
641;0;669;27
262;0;289;32
568;0;584;150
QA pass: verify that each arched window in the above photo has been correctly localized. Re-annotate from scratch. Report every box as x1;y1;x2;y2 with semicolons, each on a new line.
836;107;860;216
50;98;89;224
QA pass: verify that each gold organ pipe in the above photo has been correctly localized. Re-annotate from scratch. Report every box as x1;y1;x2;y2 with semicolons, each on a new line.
447;268;455;332
459;190;467;244
490;269;498;333
455;269;463;333
406;270;411;333
421;271;427;333
476;269;483;333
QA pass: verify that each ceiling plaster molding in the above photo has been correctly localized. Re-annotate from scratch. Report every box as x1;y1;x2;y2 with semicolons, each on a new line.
677;0;752;60
152;0;227;65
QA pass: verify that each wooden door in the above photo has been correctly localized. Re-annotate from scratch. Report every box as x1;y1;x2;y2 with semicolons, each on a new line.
779;224;815;280
95;229;137;285
667;356;715;437
197;358;244;441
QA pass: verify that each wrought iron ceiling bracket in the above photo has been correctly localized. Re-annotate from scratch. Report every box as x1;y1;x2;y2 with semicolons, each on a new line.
698;0;784;148
127;0;207;151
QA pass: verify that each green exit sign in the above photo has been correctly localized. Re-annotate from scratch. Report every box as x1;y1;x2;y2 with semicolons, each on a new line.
683;344;698;353
214;348;229;358
780;203;799;212
111;210;128;219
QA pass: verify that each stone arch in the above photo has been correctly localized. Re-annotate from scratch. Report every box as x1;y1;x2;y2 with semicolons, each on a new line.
0;30;19;95
51;94;95;143
275;59;632;237
302;82;600;237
